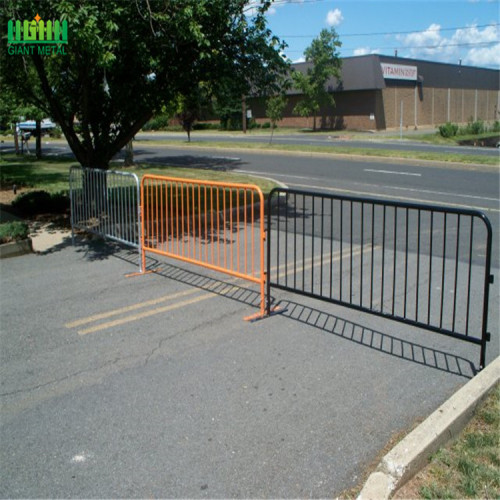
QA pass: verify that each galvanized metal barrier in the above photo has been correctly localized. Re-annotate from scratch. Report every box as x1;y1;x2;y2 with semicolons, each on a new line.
267;188;493;368
69;166;143;271
141;175;266;319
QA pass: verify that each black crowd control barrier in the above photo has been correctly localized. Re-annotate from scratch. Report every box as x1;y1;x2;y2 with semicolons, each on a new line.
267;188;493;369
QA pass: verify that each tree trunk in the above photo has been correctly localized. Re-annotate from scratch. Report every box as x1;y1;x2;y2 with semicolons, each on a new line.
124;140;134;166
35;119;42;159
269;121;275;144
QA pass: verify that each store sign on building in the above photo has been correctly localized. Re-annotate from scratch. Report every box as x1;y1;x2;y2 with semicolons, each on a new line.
381;63;418;81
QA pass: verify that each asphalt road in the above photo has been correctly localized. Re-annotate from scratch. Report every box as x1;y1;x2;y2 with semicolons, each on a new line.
129;143;499;265
1;238;497;498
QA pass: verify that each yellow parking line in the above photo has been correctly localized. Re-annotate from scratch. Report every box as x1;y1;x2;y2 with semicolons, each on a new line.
65;289;199;328
78;293;215;335
68;246;370;336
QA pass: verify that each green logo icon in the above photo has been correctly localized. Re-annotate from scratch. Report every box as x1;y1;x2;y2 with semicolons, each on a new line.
7;14;68;55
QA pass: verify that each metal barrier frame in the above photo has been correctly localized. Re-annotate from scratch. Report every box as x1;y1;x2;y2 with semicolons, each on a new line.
140;175;266;319
69;166;143;271
267;187;493;369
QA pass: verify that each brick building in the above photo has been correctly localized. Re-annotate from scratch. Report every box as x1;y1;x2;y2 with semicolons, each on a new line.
248;55;500;131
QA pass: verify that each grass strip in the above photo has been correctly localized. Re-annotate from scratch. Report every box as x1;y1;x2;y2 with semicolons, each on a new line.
142;140;499;167
0;154;279;195
394;383;500;499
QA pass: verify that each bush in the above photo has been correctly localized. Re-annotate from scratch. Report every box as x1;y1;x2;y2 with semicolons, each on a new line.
49;126;63;138
261;122;271;129
141;114;171;131
438;122;459;138
0;221;30;243
460;119;486;136
11;190;70;216
491;121;500;133
192;122;220;131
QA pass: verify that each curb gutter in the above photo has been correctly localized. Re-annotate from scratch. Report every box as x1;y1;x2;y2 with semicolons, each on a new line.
357;356;500;500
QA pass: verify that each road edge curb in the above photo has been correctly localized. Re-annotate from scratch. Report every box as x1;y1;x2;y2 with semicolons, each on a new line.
357;355;500;500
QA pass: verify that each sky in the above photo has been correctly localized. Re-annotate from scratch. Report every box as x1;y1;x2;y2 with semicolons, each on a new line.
255;0;500;68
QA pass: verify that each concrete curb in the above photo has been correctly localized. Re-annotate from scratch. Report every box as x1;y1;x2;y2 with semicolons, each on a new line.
357;356;500;500
0;238;33;258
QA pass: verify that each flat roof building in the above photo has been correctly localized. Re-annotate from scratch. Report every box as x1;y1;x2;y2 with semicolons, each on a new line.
249;54;500;130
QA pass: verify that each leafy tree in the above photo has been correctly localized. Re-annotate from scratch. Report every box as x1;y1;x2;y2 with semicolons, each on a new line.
293;28;342;131
176;84;211;142
265;95;286;143
1;0;289;168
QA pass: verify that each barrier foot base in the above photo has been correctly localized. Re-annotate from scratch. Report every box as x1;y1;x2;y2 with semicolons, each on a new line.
243;306;282;322
125;270;155;278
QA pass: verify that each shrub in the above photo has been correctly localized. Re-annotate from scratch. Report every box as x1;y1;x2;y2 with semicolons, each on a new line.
0;221;30;243
141;114;171;131
461;118;486;136
11;190;69;216
192;122;220;131
261;122;271;129
49;126;63;138
438;122;459;138
491;121;500;133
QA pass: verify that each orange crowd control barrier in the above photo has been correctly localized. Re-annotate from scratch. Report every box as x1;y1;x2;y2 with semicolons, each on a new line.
140;175;266;319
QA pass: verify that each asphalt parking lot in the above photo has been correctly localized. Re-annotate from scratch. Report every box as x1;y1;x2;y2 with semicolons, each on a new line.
1;238;498;498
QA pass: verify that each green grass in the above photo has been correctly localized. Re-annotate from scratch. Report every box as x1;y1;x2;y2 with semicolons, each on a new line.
0;154;279;196
416;384;500;499
142;139;500;167
0;221;30;243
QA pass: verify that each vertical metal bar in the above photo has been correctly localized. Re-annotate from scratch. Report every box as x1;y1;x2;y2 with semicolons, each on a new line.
236;188;240;273
350;200;353;304
285;192;289;287
404;208;409;318
191;184;195;259
452;214;461;333
340;199;343;301
440;212;447;329
244;189;247;274
415;209;421;321
370;203;375;310
198;185;202;261
251;190;254;275
294;192;297;290
428;211;434;324
465;217;474;336
136;175;143;272
176;182;180;255
360;202;364;307
392;207;397;316
302;194;306;292
479;215;493;369
381;205;386;312
311;195;315;294
186;183;191;257
320;196;324;297
276;189;281;284
329;198;334;300
69;168;75;244
229;187;233;270
266;190;273;315
153;180;158;249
